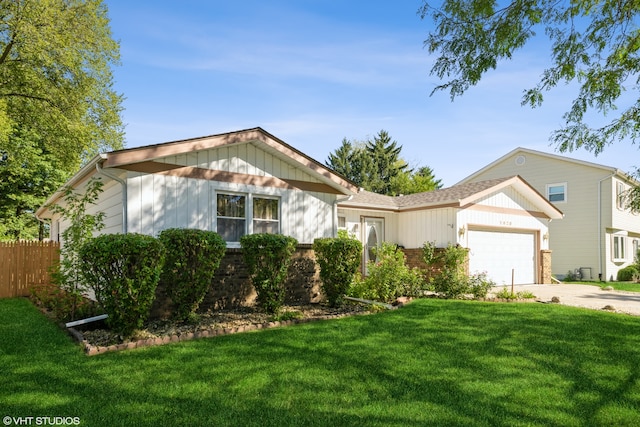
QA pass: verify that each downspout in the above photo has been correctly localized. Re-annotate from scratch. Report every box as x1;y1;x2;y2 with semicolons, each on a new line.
333;194;354;237
598;173;615;281
96;161;128;234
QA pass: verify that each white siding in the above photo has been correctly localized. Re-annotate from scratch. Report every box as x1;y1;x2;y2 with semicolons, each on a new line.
397;208;457;248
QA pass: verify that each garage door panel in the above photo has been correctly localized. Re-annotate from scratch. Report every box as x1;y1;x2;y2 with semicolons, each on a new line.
467;230;535;285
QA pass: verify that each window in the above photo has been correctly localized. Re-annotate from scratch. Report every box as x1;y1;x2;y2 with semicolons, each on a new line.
633;239;640;261
217;193;246;242
253;197;279;234
616;181;626;210
612;235;626;261
547;183;567;203
338;216;346;229
216;192;280;242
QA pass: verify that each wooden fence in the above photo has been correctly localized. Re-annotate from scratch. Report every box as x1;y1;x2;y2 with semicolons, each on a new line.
0;241;60;298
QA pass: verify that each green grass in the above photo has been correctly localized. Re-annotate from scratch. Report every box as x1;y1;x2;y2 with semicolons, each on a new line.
3;297;640;426
564;280;640;293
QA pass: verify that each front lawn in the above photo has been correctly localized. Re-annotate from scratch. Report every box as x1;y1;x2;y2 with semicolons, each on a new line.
2;297;640;426
564;280;640;293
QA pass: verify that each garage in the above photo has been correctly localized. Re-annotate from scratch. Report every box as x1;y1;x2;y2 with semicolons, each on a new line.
467;229;536;285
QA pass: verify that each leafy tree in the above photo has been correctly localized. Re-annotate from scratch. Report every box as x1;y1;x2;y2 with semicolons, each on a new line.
390;165;443;196
0;128;68;240
419;0;640;156
327;131;441;196
0;0;124;240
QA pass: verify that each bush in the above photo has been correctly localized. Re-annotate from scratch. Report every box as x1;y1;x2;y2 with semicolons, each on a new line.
313;237;363;306
617;265;638;281
79;233;166;337
240;233;298;314
422;242;493;299
350;243;424;303
159;228;226;321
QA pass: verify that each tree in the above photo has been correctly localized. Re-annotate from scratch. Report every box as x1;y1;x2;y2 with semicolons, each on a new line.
390;165;443;196
325;138;373;187
327;131;442;196
419;1;640;156
0;0;124;240
366;130;409;195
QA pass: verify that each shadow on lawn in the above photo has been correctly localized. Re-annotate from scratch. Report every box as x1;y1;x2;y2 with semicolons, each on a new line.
2;298;640;426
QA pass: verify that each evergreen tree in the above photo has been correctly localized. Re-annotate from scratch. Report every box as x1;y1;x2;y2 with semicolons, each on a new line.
327;131;442;196
365;130;409;195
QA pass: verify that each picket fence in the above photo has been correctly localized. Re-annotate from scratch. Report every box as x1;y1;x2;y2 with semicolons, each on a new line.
0;241;60;298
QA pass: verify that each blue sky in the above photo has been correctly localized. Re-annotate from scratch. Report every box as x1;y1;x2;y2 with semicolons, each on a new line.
106;0;639;187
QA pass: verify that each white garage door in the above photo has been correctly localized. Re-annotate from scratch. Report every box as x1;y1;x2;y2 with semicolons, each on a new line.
467;229;536;285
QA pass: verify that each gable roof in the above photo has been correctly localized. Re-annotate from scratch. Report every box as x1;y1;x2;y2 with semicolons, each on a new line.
36;127;359;218
456;147;633;185
339;175;563;219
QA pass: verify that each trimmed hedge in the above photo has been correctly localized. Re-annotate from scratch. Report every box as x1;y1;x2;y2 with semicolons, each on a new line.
313;237;362;306
240;233;297;314
159;228;226;321
79;233;166;337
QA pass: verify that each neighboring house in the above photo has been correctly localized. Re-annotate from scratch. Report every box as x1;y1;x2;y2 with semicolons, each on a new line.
338;176;563;285
457;147;640;281
36;128;359;247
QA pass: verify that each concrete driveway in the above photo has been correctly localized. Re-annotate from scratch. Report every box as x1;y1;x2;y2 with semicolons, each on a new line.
495;283;640;316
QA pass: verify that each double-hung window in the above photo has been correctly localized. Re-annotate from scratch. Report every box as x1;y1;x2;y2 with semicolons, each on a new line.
612;235;626;262
216;192;280;242
616;181;626;210
216;193;246;242
546;182;567;203
253;197;279;234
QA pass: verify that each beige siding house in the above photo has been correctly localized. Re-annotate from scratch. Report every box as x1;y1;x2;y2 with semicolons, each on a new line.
338;176;563;285
37;128;359;247
457;147;640;281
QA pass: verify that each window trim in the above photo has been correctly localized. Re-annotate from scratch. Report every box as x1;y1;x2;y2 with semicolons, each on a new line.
546;182;567;203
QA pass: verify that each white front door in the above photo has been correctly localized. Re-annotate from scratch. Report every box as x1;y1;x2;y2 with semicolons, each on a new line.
363;217;384;274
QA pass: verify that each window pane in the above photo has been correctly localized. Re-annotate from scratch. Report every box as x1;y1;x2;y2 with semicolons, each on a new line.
548;185;565;202
253;220;279;234
217;194;245;217
254;198;278;220
217;218;245;241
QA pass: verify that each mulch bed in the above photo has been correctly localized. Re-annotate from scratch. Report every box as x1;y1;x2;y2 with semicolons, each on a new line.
67;302;373;356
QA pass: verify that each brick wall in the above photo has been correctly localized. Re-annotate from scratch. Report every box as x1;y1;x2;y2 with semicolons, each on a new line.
401;246;469;279
151;245;322;319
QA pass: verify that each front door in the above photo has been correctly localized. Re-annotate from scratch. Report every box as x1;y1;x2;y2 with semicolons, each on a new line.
363;217;384;274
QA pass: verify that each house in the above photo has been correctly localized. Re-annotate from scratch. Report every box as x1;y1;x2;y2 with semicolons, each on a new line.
337;176;563;285
456;147;640;281
36;127;359;247
37;128;562;289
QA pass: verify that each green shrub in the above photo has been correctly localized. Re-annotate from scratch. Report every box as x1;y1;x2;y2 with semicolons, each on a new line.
240;233;298;314
79;233;166;337
350;243;424;303
422;242;493;299
422;242;469;299
159;228;226;321
313;237;363;306
468;272;496;299
617;265;638;281
46;177;105;321
494;287;536;300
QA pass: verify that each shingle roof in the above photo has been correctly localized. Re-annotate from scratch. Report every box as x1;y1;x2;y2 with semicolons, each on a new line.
345;176;515;209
